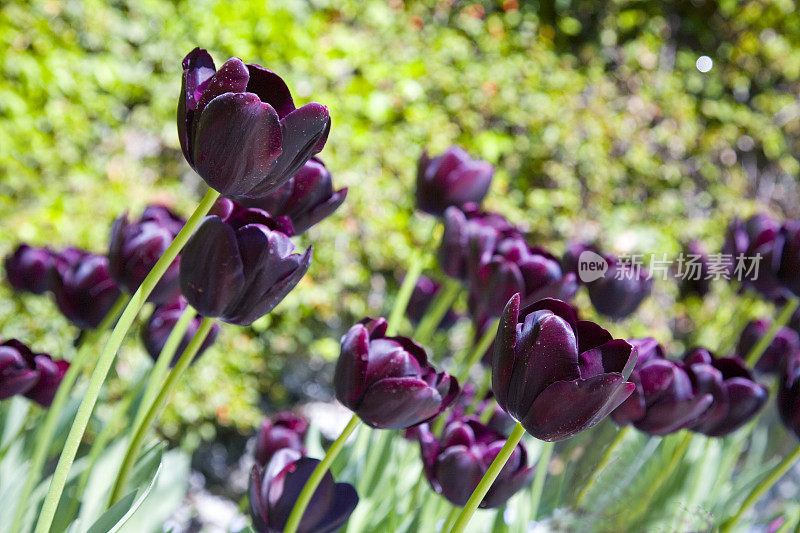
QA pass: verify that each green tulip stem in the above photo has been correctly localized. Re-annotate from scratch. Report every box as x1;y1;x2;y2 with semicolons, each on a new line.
414;278;461;345
745;296;799;367
470;371;492;416
284;414;361;533
442;506;461;532
720;444;800;532
386;249;425;336
35;187;220;533
447;422;526;533
530;441;555;521
575;426;632;507
11;294;129;533
109;315;216;506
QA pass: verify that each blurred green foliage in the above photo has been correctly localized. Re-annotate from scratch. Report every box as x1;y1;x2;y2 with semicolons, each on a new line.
1;0;799;442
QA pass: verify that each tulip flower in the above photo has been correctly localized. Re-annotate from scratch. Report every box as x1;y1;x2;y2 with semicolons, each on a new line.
109;205;186;304
239;158;346;234
723;214;784;301
586;256;652;320
684;348;767;437
255;412;309;466
492;295;636;441
416;146;494;216
776;221;800;297
333;317;459;429
561;241;600;281
417;416;535;508
405;275;460;329
249;448;358;533
178;48;331;198
738;319;800;374
677;240;712;298
611;338;713;435
0;339;68;407
439;204;516;281
180;199;311;326
778;351;800;439
4;244;57;295
51;250;122;330
468;234;577;324
141;298;219;365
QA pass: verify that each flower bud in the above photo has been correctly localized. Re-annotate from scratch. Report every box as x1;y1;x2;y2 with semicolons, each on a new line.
738;319;800;374
723;214;784;301
439;205;516;281
141;298;219;365
586;256;652;320
4;245;57;294
405;275;460;330
334;317;459;429
179;48;331;198
51;249;122;330
416;146;494;216
255;412;308;466
0;339;68;407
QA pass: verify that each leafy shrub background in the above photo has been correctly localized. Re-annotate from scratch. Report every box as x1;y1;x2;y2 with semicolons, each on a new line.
1;0;799;447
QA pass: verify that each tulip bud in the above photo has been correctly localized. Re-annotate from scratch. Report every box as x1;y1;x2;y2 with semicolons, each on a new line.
0;339;68;407
179;48;331;198
51;250;122;330
109;205;185;304
255;412;308;466
778;351;800;439
334;317;459;429
416;146;494;216
492;296;636;441
249;449;358;533
684;348;767;437
405;275;460;330
611;338;713;435
180;199;311;326
439;205;516;281
737;319;800;374
141;298;219;365
418;416;534;508
4;244;57;294
723;214;784;301
239;158;347;234
586;256;652;320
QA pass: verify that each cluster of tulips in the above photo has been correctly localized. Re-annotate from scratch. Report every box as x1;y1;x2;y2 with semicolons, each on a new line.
2;47;800;533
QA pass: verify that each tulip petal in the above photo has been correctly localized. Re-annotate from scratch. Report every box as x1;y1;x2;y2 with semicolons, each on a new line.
195;57;250;117
483;463;536;509
292;187;348;234
579;339;635;378
268;457;335;532
576;320;614;354
521;374;634;441
335;324;371;409
193;92;283;197
180;216;245;319
178;48;216;165
704;379;767;437
435;447;484;506
357;377;443;429
492;294;520;410
246;64;296;119
315;482;359;533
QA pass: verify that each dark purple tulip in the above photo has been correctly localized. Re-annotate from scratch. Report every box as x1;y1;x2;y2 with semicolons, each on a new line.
738;319;800;374
611;338;713;435
51;250;122;330
141;298;219;365
4;245;57;294
723;214;784;301
180;199;310;326
587;256;652;320
109;205;186;304
418;416;534;508
468;235;577;324
778;351;800;439
255;412;309;466
416;146;494;216
439;204;516;281
684;348;767;437
179;48;331;199
492;295;636;441
334;317;460;429
249;449;358;533
238;158;347;234
678;240;712;298
775;221;800;297
405;275;460;330
0;339;69;407
561;241;599;281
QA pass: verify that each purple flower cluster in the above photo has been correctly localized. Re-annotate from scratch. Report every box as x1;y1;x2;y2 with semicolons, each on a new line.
0;339;68;407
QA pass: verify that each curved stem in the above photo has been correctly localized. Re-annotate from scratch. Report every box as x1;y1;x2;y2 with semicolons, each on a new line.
284;414;361;533
575;426;631;507
720;445;800;532
108;316;215;506
10;294;129;533
386;250;425;336
441;506;460;532
448;422;526;533
529;441;554;521
34;187;220;533
414;278;461;345
746;296;799;367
